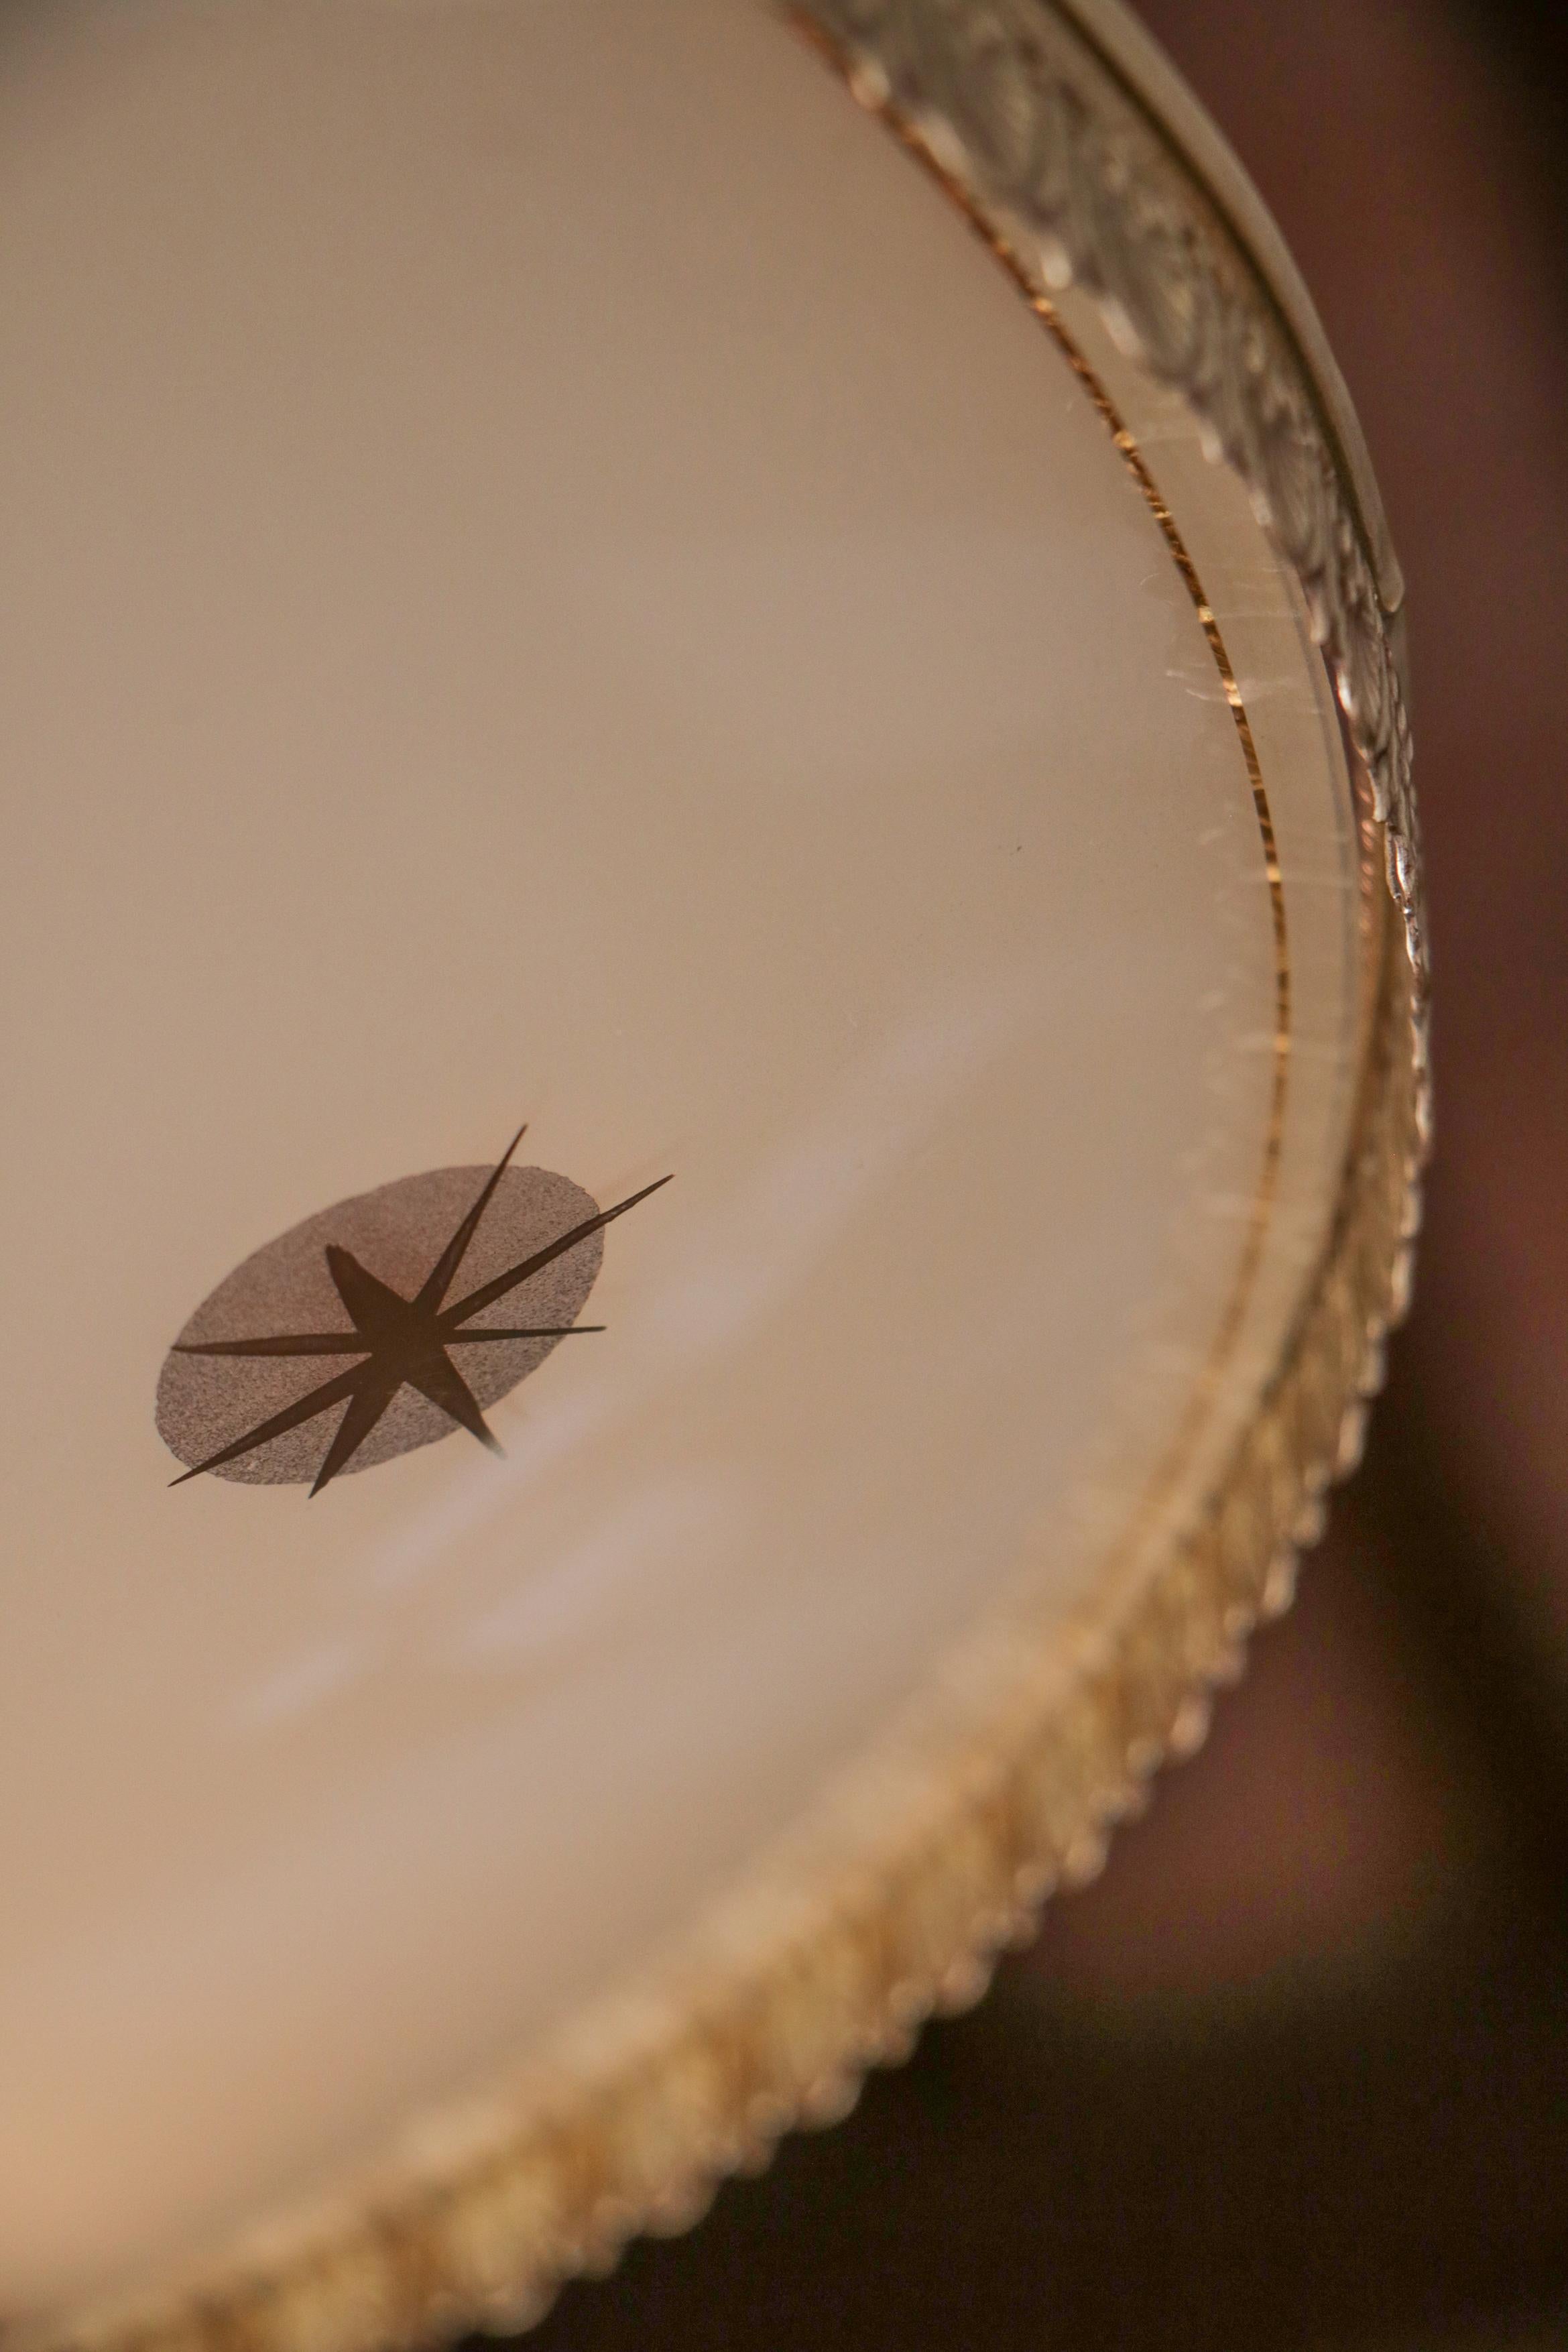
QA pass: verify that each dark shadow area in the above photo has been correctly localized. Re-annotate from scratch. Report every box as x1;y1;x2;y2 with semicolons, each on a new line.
530;1915;1568;2352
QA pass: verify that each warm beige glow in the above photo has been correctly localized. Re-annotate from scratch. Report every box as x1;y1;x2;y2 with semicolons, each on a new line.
0;0;1360;2320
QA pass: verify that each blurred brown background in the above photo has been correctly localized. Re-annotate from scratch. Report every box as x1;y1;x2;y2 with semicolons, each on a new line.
478;3;1568;2346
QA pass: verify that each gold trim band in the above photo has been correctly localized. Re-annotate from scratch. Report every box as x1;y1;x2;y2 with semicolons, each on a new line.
845;72;1298;1545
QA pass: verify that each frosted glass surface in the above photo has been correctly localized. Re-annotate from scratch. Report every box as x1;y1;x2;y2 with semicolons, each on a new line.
0;0;1359;2314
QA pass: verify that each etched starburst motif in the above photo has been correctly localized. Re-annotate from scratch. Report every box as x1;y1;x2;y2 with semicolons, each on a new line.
163;1126;671;1496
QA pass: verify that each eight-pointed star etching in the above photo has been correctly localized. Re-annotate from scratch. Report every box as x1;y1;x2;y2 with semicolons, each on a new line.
170;1126;671;1496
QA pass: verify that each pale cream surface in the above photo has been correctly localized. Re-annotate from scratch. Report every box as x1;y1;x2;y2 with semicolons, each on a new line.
0;0;1358;2318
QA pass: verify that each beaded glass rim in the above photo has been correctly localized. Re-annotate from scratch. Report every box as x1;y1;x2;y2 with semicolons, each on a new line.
25;5;1427;2348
